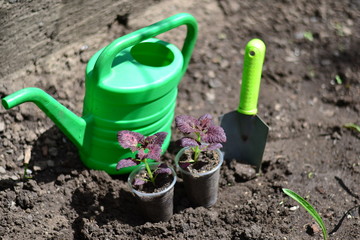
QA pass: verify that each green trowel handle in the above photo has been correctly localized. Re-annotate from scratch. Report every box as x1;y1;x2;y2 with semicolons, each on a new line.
238;39;266;115
93;13;198;81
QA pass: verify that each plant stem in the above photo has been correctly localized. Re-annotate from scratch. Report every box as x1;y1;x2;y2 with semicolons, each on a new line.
144;159;155;185
193;133;202;162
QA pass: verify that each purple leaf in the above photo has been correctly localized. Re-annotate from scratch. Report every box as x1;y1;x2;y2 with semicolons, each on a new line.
175;115;197;134
116;158;138;170
179;162;191;169
153;132;168;145
202;125;227;143
133;178;146;186
118;130;144;151
197;113;214;130
154;164;172;175
146;145;162;161
141;132;167;147
178;137;199;148
206;143;223;151
137;149;147;160
142;135;155;145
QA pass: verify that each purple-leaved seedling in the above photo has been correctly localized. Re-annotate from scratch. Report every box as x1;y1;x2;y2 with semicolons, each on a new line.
175;114;226;167
116;130;171;186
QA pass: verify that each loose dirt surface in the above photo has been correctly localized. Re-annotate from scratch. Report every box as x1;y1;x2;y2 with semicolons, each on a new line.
1;0;359;239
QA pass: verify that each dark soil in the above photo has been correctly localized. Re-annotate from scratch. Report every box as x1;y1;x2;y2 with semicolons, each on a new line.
179;148;221;174
1;0;360;239
133;171;174;194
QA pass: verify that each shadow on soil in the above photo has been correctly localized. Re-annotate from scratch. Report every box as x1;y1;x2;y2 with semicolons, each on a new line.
329;176;360;235
29;126;86;183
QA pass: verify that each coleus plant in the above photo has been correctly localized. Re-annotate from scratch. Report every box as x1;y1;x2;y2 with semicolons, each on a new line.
116;130;171;186
175;114;226;167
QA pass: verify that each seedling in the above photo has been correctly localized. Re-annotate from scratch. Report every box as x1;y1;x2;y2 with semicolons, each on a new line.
344;123;360;133
175;114;226;166
116;130;171;186
22;163;32;180
335;75;343;85
303;31;314;41
304;32;314;42
22;147;32;180
282;188;328;240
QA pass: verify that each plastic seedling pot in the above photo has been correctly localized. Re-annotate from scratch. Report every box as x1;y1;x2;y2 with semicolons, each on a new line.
128;163;177;222
175;147;223;208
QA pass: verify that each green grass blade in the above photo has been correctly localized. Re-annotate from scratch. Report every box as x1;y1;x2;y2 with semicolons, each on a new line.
282;188;328;240
344;123;360;132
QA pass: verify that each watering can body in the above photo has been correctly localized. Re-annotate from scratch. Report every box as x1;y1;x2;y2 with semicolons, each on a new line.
1;13;198;174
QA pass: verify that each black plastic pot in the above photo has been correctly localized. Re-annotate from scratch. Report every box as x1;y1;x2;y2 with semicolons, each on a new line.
175;148;223;208
128;163;177;222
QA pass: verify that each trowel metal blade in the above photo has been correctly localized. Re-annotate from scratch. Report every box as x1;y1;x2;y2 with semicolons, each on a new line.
220;111;268;170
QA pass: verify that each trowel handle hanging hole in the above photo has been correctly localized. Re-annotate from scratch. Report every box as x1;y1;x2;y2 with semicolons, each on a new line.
249;50;255;56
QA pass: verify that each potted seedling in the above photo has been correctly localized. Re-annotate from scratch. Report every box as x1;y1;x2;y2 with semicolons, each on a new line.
116;130;176;222
174;114;226;207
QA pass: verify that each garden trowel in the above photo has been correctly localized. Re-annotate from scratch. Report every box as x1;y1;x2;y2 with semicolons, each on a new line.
220;39;268;171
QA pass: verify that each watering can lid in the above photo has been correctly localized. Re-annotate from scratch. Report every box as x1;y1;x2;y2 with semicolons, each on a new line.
86;39;183;96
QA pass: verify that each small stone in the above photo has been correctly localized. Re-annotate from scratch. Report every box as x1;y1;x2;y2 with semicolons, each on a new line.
25;131;38;143
6;149;14;154
315;186;326;194
234;163;256;180
342;26;352;36
208;70;216;78
33;161;47;171
294;31;304;40
48;147;58;157
47;160;55;167
16;190;35;209
301;122;309;129
321;59;331;66
331;131;342;140
217;33;227;40
15;113;24;122
206;210;219;221
193;71;203;80
274;103;282;111
205;90;216;102
80;50;93;64
322;109;334;117
10;175;19;181
0;121;5;132
289;206;299;211
24;179;41;193
220;59;230;69
0;166;6;174
56;174;66;185
306;223;320;235
24;147;32;164
208;79;222;88
17;153;24;162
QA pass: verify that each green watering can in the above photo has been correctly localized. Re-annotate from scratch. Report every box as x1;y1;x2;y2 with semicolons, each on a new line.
1;13;198;174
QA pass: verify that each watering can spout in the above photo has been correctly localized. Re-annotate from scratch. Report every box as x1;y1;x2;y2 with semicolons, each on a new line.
2;87;86;148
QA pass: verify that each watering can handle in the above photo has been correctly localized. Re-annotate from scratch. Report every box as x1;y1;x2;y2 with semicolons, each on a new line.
93;13;198;81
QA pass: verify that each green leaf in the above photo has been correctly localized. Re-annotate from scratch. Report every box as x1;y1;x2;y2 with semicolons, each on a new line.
344;123;360;133
303;31;314;41
282;188;328;240
335;75;343;85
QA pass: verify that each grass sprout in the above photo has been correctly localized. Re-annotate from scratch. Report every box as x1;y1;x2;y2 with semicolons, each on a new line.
282;188;328;240
335;75;343;85
344;123;360;133
303;31;314;41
